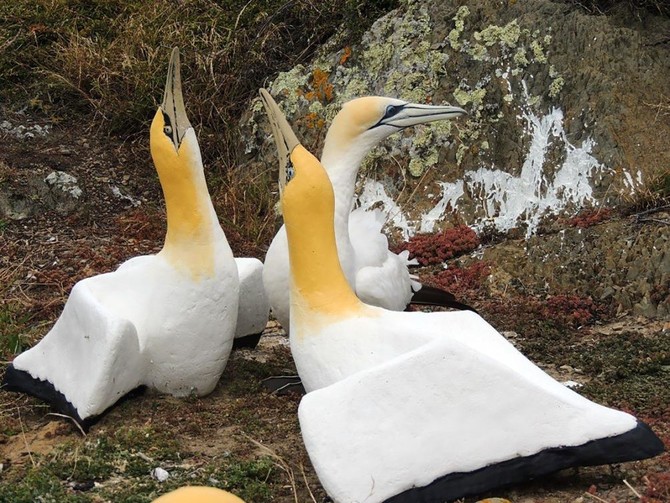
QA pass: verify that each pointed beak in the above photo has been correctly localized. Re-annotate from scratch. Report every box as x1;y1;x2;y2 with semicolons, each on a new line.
160;47;192;149
377;103;467;129
259;88;301;193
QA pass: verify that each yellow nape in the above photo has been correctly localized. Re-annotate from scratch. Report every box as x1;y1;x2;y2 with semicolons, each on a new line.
151;486;245;503
282;145;368;322
149;109;215;279
326;97;383;145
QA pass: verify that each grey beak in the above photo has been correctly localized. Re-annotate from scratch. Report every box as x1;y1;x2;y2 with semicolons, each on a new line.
375;103;467;130
160;47;192;149
259;89;301;193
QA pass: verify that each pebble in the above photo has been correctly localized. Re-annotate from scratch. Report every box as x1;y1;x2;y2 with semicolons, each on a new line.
152;467;169;482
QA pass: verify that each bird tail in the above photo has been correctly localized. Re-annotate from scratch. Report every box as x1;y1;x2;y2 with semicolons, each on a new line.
410;285;477;313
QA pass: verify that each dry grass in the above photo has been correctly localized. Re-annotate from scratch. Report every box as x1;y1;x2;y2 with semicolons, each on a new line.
0;0;400;247
563;0;670;15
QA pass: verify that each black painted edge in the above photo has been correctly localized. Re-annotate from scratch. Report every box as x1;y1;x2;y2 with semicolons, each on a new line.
385;420;665;503
232;332;263;350
2;364;145;432
409;285;477;313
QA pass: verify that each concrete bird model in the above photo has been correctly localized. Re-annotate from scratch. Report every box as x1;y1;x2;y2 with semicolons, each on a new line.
262;94;468;332
2;49;263;427
152;487;245;503
259;89;664;503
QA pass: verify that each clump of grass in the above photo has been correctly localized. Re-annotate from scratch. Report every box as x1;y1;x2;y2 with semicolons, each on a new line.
0;303;32;357
577;330;670;414
0;469;89;503
0;0;399;139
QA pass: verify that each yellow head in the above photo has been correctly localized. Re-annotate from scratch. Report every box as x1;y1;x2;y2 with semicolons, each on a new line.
321;96;466;165
151;486;245;503
260;89;364;322
150;48;215;278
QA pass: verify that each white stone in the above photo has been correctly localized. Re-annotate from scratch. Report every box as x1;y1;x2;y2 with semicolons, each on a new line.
45;171;83;199
152;467;169;482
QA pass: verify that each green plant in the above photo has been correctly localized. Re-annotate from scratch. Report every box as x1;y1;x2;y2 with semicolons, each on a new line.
394;225;480;266
0;304;32;357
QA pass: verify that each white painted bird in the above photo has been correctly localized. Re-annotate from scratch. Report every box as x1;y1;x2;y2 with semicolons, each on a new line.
262;94;469;333
152;487;245;503
259;89;664;503
2;49;266;427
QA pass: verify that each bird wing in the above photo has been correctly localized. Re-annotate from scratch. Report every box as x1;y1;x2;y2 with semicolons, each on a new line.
262;225;291;330
299;330;643;503
10;274;143;420
349;208;417;309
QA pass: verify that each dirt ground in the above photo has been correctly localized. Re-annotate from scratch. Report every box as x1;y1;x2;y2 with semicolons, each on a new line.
0;118;668;502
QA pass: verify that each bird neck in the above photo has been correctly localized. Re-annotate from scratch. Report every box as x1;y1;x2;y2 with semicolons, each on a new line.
150;110;222;278
283;146;365;326
320;127;375;279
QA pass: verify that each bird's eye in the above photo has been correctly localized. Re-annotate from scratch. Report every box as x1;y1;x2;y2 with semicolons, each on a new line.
384;104;404;118
164;125;173;135
286;162;295;183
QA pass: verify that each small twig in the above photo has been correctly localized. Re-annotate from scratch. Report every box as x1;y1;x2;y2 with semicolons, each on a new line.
584;491;611;503
300;463;318;503
623;479;642;499
17;407;36;467
229;0;256;43
70;444;80;480
633;204;670;217
136;451;154;463
637;217;670;226
46;412;87;437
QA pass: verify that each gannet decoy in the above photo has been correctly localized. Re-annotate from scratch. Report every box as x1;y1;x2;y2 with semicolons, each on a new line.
259;89;664;503
262;93;470;332
2;48;252;428
152;487;245;503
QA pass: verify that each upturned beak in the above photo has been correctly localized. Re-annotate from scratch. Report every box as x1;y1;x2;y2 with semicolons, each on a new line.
259;88;301;193
376;103;467;129
160;47;192;149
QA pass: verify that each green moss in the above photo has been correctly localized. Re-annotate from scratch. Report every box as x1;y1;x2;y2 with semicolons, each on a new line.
577;331;670;414
0;468;90;503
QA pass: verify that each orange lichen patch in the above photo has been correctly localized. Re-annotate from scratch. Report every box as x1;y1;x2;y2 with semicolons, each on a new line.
301;112;326;130
339;46;352;65
303;68;334;103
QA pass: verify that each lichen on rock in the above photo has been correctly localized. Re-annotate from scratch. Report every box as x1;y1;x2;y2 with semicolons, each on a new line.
242;0;669;246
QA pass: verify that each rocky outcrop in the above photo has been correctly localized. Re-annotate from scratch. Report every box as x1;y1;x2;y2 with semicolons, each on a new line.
241;0;669;317
243;0;669;235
